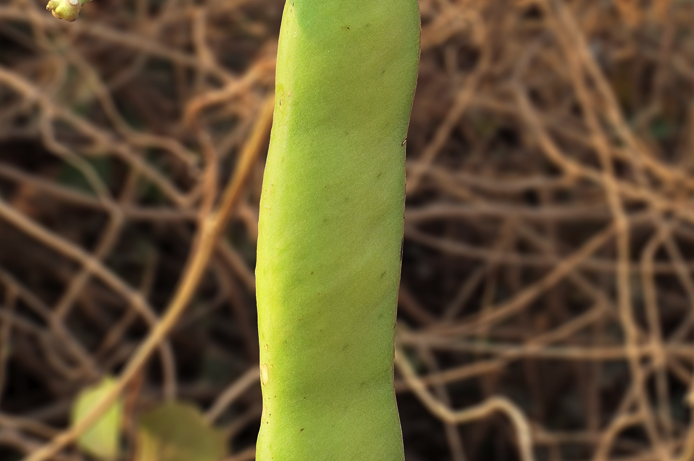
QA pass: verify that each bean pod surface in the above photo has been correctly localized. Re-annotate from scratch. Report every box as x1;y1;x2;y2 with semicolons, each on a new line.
256;1;420;459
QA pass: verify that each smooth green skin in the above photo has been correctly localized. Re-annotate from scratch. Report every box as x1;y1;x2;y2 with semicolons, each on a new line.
255;1;420;460
46;0;91;22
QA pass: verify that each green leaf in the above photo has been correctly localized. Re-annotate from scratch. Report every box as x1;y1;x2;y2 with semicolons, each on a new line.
71;377;123;460
57;157;111;196
134;401;226;461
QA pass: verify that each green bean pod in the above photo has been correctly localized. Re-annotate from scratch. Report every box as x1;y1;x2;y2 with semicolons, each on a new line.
255;1;420;459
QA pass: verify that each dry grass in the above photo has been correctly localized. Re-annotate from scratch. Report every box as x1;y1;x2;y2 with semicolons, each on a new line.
0;0;693;460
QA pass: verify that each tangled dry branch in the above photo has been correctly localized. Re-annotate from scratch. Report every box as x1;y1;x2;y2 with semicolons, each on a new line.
0;0;693;460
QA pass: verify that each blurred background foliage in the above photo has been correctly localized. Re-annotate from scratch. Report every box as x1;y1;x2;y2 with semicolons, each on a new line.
1;0;694;460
